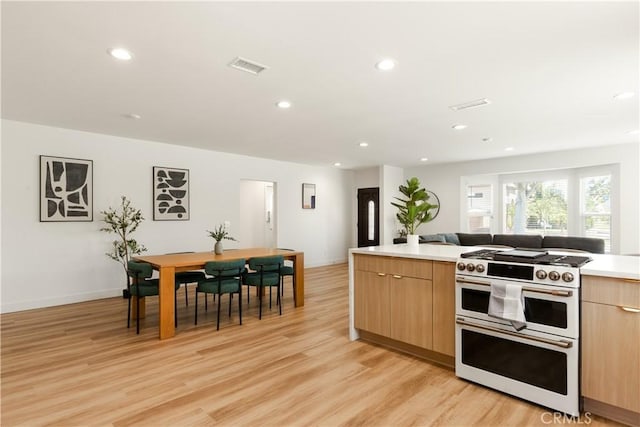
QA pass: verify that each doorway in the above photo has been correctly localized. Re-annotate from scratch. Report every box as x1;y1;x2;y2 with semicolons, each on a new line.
357;187;380;247
239;180;276;248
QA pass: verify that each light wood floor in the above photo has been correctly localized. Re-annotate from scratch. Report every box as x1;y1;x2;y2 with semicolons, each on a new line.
1;264;621;426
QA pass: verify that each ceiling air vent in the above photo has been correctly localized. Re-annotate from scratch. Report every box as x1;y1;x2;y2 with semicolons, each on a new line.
228;57;269;75
449;98;491;111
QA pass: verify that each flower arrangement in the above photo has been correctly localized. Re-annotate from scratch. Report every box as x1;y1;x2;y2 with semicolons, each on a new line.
207;224;236;254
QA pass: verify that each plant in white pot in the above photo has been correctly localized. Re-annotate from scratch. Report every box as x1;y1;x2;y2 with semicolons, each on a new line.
391;177;439;247
207;224;236;255
100;196;147;288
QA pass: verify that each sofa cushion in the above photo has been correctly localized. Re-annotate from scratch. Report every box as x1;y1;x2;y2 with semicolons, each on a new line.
542;236;605;254
456;233;492;246
419;234;446;243
492;234;543;249
438;233;461;245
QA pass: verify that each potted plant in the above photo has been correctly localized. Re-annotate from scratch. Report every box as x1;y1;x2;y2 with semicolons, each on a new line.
207;224;236;255
391;177;439;246
100;196;147;289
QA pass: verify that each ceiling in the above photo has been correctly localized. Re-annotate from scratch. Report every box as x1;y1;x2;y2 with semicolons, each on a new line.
2;1;638;169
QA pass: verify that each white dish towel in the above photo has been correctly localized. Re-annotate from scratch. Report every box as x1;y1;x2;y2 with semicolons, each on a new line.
488;282;527;331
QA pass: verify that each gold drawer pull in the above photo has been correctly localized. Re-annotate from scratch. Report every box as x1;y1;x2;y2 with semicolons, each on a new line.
392;275;402;279
377;273;386;277
619;306;640;313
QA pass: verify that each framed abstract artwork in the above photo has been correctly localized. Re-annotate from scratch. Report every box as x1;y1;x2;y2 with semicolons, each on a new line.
40;155;93;222
153;166;189;220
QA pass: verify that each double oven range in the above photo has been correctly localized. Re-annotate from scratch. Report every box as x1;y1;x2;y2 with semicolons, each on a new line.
454;249;592;416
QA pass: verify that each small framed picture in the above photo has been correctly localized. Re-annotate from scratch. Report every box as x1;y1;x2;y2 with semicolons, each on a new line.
302;183;316;209
153;166;189;220
40;155;93;222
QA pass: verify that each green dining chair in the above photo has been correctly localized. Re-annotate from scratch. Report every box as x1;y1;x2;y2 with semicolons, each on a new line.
278;249;296;306
126;260;181;334
167;252;206;306
194;259;245;330
242;255;284;319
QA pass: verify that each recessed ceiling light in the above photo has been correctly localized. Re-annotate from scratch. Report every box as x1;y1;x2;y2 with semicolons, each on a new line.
359;142;369;147
334;162;342;167
452;124;467;130
420;157;429;162
375;58;396;71
276;100;291;109
614;92;635;100
482;137;493;142
123;113;141;119
107;48;133;61
505;147;515;151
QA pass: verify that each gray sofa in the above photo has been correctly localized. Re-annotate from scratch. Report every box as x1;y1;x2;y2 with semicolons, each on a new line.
393;232;605;254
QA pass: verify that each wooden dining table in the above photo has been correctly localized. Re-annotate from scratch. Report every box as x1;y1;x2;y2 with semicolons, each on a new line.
134;248;304;339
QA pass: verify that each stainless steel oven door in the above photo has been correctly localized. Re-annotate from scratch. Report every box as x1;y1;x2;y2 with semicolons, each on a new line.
455;276;579;338
455;316;579;416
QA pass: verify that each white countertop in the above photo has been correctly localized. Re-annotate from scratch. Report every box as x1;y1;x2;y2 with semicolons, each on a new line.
580;253;640;280
349;244;640;281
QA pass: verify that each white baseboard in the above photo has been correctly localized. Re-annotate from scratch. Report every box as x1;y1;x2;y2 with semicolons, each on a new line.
1;288;122;313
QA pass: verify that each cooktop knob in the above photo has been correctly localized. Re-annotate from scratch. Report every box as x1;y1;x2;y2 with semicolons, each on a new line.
549;271;560;281
466;263;475;272
536;270;548;280
476;264;485;273
457;262;466;271
562;272;574;282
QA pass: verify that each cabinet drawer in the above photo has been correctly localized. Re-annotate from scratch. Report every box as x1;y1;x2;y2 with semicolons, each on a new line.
354;254;432;279
582;275;640;308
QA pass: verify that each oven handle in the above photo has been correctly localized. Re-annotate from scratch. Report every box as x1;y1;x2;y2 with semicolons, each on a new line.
455;277;573;297
456;317;573;349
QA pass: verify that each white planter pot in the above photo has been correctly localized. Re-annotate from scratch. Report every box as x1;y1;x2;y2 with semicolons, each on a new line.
407;234;420;247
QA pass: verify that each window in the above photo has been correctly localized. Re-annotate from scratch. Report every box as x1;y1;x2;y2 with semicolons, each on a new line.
463;165;615;252
580;175;611;252
503;179;568;236
367;200;375;240
466;184;492;233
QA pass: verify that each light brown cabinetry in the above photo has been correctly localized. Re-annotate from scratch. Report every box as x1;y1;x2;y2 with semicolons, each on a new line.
581;275;640;426
432;261;456;357
353;254;455;364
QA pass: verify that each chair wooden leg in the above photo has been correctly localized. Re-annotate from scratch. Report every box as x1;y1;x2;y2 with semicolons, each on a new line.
216;292;222;331
136;295;140;334
195;290;199;325
239;289;242;325
292;275;296;306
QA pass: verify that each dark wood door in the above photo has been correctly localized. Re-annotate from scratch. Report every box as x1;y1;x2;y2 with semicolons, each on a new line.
357;187;380;247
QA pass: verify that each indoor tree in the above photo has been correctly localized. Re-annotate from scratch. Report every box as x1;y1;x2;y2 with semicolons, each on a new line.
391;177;438;238
100;196;147;284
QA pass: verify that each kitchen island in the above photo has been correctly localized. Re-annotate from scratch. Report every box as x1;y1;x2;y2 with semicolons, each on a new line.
349;244;639;426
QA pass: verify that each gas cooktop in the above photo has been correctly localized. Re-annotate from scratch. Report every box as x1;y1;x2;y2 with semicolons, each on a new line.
460;248;593;268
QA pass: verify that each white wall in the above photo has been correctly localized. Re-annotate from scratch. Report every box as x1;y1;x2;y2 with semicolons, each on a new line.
381;165;404;245
404;143;640;254
1;120;354;312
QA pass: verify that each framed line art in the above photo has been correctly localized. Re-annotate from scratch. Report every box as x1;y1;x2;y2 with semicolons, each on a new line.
40;155;93;222
153;166;189;220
